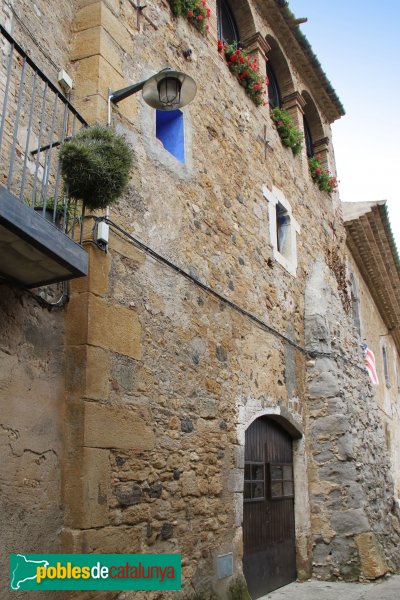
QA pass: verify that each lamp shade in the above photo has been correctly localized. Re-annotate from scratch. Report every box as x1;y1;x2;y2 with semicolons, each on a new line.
142;69;197;111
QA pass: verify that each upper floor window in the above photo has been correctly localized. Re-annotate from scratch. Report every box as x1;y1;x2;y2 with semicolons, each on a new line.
156;109;185;164
382;344;390;388
263;185;300;277
303;115;314;158
267;62;281;109
217;0;239;44
350;273;361;336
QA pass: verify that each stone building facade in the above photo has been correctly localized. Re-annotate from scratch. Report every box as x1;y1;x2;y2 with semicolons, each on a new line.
1;1;400;599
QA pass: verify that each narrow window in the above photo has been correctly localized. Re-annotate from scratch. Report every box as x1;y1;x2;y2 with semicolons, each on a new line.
244;462;265;501
276;201;290;257
264;185;300;277
303;116;314;158
267;62;281;109
350;273;361;336
382;345;390;388
156;109;185;163
217;0;239;44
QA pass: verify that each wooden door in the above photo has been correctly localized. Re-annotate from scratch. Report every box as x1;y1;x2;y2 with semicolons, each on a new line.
243;418;296;599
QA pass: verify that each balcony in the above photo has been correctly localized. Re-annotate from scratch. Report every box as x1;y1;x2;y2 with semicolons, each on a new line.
0;24;88;288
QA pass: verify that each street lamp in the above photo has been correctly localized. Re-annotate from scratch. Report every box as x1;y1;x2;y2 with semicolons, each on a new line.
108;67;197;125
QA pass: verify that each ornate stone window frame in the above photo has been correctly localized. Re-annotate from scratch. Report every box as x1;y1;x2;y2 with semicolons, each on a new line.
263;185;300;276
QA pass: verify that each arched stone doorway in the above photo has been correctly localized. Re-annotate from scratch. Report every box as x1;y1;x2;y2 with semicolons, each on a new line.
243;415;302;599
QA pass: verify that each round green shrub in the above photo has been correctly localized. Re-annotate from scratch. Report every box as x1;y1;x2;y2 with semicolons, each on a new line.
59;124;133;211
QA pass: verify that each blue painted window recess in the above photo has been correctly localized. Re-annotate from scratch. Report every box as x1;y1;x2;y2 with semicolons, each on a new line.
156;109;185;163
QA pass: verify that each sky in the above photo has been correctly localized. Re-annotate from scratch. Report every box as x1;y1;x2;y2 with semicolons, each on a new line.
289;0;400;251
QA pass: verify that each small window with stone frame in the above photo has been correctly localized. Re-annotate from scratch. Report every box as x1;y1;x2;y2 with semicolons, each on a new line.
263;185;300;277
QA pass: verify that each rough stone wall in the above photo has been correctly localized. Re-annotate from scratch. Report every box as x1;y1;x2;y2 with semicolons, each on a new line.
1;0;75;80
0;286;66;600
304;257;400;581
2;1;399;598
60;2;350;596
0;1;75;597
347;253;400;500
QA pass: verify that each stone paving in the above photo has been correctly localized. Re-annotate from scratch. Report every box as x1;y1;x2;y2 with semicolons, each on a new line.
260;575;400;600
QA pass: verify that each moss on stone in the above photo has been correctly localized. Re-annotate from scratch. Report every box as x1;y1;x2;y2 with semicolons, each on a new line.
228;576;252;600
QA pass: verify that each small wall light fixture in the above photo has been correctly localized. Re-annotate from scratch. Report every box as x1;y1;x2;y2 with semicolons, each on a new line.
108;67;197;125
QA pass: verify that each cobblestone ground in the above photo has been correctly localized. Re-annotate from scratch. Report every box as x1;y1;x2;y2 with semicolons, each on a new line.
261;575;400;600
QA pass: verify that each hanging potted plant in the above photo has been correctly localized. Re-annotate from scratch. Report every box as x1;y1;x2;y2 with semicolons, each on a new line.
59;124;133;211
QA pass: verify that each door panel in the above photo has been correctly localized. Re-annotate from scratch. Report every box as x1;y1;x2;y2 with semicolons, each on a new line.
243;418;296;599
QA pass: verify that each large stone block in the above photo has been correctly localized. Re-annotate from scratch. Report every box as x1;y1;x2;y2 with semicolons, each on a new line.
62;526;142;553
66;293;141;359
73;2;133;54
64;447;111;529
71;26;123;74
355;532;388;579
319;462;357;483
308;371;340;398
66;345;110;400
330;509;369;536
311;414;349;437
83;401;155;450
73;94;108;124
71;244;111;297
77;0;120;14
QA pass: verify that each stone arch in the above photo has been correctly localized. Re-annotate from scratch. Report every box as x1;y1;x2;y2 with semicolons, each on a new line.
246;406;303;440
301;90;326;158
234;402;311;579
222;0;257;42
265;35;296;100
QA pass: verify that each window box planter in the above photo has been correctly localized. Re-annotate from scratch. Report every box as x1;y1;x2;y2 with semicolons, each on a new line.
271;107;303;155
309;155;338;194
219;41;268;107
168;0;210;34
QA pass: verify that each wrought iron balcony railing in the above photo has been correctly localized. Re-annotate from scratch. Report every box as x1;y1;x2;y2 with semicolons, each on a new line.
0;24;88;287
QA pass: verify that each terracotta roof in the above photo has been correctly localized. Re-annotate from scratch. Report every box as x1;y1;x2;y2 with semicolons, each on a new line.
342;201;400;353
261;1;345;122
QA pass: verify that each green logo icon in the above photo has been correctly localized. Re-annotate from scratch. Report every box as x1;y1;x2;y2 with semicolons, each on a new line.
10;554;181;590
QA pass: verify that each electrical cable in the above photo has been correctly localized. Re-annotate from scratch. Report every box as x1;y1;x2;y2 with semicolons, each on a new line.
104;218;368;374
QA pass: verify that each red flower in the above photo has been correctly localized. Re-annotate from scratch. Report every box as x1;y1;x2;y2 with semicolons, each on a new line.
230;54;237;62
239;56;245;63
207;7;211;17
187;10;193;17
197;14;203;20
218;40;223;50
236;49;241;55
205;24;209;30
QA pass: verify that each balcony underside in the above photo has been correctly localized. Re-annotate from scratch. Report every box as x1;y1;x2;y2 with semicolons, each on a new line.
0;187;88;288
